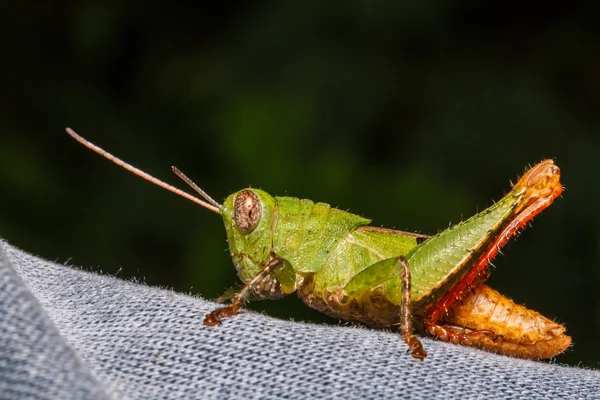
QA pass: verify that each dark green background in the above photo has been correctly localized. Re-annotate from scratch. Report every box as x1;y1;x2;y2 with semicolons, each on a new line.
2;2;599;367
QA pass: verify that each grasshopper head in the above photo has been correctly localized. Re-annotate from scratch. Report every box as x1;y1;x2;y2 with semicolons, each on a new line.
221;189;277;282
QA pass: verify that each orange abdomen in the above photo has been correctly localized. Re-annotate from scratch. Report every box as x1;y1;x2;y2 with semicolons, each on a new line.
443;284;571;359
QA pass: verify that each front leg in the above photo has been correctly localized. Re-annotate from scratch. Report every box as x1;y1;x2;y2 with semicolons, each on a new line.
204;258;282;326
342;256;426;359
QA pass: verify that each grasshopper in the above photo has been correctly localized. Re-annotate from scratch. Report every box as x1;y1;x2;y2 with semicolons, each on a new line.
66;128;570;360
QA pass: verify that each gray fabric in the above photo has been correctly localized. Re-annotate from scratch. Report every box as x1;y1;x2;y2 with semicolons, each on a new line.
0;241;598;400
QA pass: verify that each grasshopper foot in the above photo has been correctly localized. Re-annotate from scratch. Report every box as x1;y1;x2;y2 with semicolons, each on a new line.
405;334;427;360
204;303;241;326
425;322;499;346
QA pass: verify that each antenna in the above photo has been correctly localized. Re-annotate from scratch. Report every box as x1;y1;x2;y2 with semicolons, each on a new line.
65;128;221;213
172;166;222;209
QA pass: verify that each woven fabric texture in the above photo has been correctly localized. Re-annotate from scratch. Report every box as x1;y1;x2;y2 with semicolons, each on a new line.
0;240;599;400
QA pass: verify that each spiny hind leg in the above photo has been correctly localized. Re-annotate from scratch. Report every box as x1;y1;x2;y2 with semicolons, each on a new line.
342;255;426;359
204;258;281;326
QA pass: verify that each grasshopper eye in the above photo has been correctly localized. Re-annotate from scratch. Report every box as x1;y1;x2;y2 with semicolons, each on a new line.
234;190;262;234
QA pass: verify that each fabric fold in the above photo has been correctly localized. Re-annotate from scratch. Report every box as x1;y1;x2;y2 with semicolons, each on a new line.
0;241;111;400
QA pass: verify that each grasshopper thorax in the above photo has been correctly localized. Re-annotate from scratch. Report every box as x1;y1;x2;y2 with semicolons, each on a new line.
221;189;277;283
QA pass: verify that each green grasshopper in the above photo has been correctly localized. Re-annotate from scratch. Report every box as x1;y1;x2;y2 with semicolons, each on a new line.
66;128;570;360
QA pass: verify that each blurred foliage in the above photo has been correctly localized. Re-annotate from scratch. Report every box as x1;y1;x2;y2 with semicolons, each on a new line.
1;2;599;367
